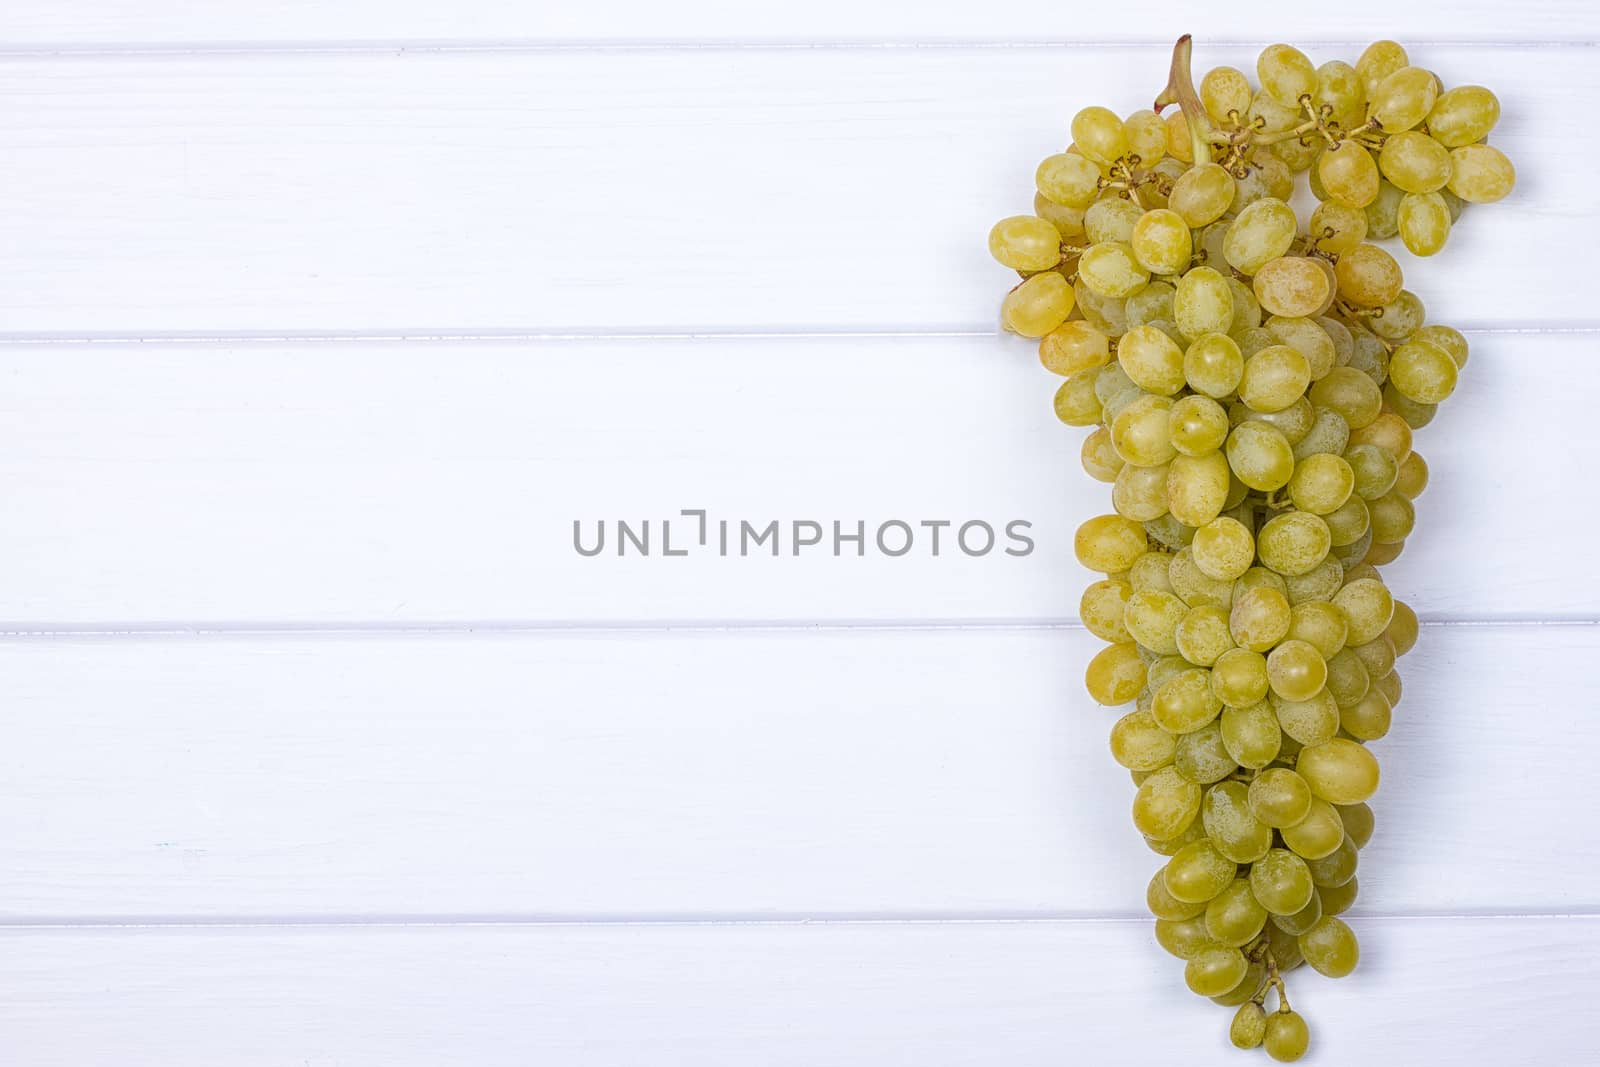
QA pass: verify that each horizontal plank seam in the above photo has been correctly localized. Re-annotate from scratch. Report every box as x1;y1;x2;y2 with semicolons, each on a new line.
0;617;1594;640
0;40;1597;60
1;911;1595;931
0;325;1591;348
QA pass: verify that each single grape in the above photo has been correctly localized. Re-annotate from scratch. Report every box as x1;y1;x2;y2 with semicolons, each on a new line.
1133;765;1202;841
1206;877;1270;946
1249;769;1314;828
1147;867;1206;920
1282;797;1347;860
1185;943;1250;997
1204;778;1275;863
1428;85;1500;148
1250;847;1316;915
1220;699;1282;770
1086;642;1147;705
1071;106;1129;166
1265;1010;1311;1062
1298;739;1381;804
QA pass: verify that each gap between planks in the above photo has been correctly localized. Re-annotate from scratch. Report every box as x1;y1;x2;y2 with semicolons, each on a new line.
0;617;1595;640
0;39;1597;60
0;325;1595;348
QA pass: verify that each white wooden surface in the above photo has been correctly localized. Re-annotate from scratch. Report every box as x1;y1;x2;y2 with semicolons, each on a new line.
2;3;1596;1064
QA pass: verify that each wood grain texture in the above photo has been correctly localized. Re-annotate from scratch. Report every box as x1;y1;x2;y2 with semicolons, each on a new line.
3;1;1597;46
0;624;1591;919
0;45;1578;335
2;917;1595;1066
2;333;1593;626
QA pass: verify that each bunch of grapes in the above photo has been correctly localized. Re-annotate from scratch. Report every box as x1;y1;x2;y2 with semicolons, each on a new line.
988;36;1510;1061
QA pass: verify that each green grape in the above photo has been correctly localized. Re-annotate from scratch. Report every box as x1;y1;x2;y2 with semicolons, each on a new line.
1351;634;1396;679
1386;599;1420;655
1002;272;1075;337
1079;578;1132;641
1124;108;1168;165
1319;876;1359;916
1317;59;1366;126
1415;324;1469;368
1308;366;1382;430
1169;395;1230;457
1364;179;1405;240
1257;512;1331;577
1175;266;1235;340
1040;320;1111;377
1287;453;1355;515
1227;277;1264;334
1204;779;1275;862
1235;566;1288;598
1357;40;1409;97
1230;585;1292;651
1201;66;1254;126
1185;943;1250;996
1282;797;1346;860
1287;600;1349;659
1206;878;1269;946
1258;44;1317;108
1253;259;1333;320
1153;667;1225;733
1124;588;1188;655
1388;339;1458;403
1147;816;1209;857
1265;316;1336;380
1428;85;1500;148
1075;514;1149;573
1249;769;1313;828
1371;66;1437;132
1250;847;1316;915
1163;451;1227;529
1081;427;1124;483
1448;143;1516;203
1111;394;1177;466
1145;515;1195;554
1398;192;1452;256
1348;411;1413;462
1176;604;1236;667
1133;765;1202;840
1183;333;1244;398
1345;328;1388;385
1265;920;1305;972
1283;557;1346;605
1273;690;1340;747
1086;194;1145;245
1148;867;1206;920
1131;208;1192;276
1336;803;1375;849
1114;461;1171;521
1110;708;1176;771
1169;164;1236;229
1071;106;1129;166
1293;408;1351;463
1307;836;1360;888
1378;131;1452;194
1225;421;1295;492
1117;325;1187;396
1165;840;1240;904
1192;517;1255;582
1369;491;1416;543
1383;380;1438;428
1318;315;1354;362
1077;276;1130;336
1309;199;1368;255
1170;546;1235;608
1335;244;1403;308
989;215;1064;272
1079;241;1150;299
1265;1010;1311;1062
1297;739;1381;804
1346;443;1399;500
1333;578;1394;644
1125;282;1177;332
1155;914;1212;958
1270;891;1323;936
1340;687;1392;741
1324;647;1370;707
1175;720;1238;783
1036;153;1102;208
1213;649;1271;710
1034;193;1086;239
1239;395;1316;445
1128;550;1176;593
1324;494;1370;548
1239;345;1311;414
1224;198;1297;275
1232;1002;1268;1049
1053;370;1102;427
1318;142;1380;208
1266;640;1328;702
1086;641;1147;705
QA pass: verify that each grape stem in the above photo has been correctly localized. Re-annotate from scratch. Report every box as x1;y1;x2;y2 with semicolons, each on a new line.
1153;35;1213;167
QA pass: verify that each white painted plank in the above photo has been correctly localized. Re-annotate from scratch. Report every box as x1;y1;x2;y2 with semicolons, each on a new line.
2;1;1595;46
0;334;1593;626
0;624;1593;918
1;917;1594;1066
0;46;1578;335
